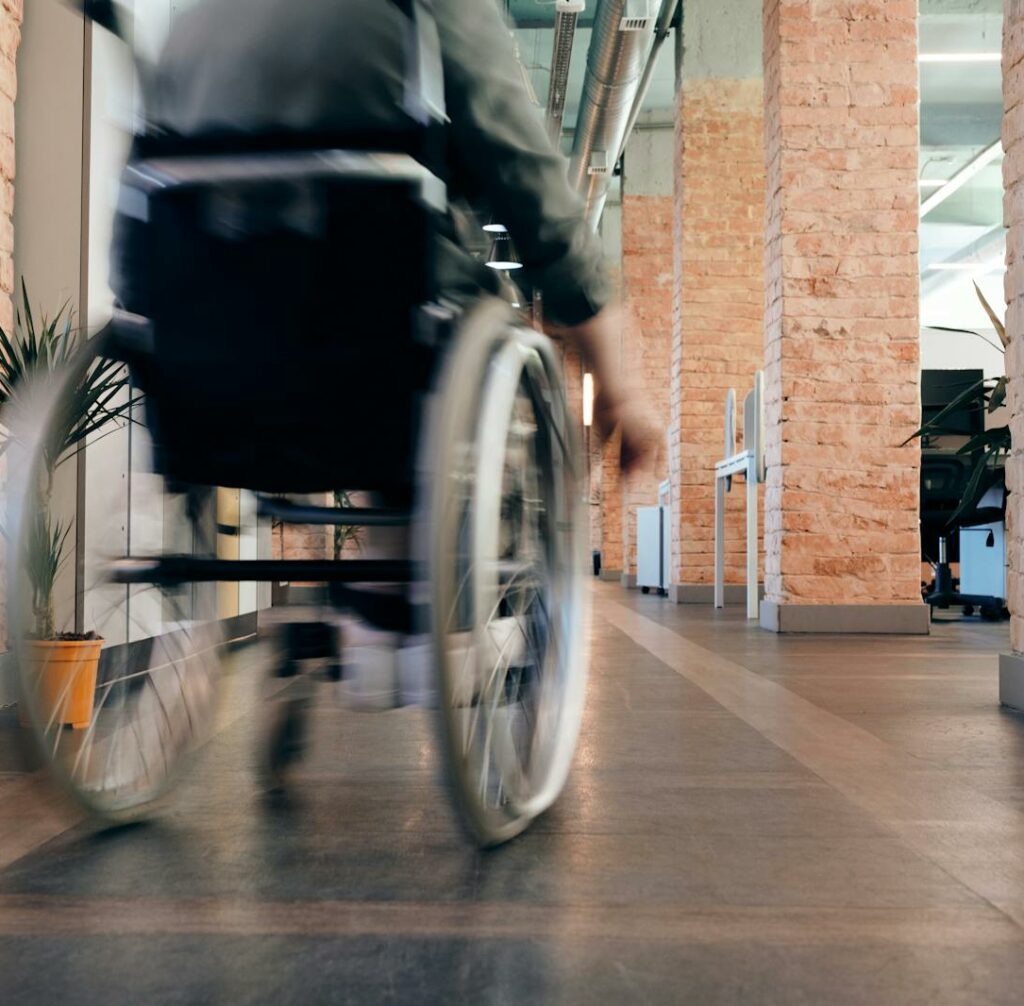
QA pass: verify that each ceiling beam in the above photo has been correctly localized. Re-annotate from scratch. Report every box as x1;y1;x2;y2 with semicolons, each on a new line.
920;139;1002;219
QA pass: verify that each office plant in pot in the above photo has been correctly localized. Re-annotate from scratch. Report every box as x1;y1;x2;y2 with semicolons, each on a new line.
0;284;134;729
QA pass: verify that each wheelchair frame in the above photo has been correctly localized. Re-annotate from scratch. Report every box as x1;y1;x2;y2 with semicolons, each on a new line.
8;0;591;850
8;170;588;844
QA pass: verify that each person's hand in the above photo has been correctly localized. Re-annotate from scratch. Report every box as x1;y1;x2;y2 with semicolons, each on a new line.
549;305;656;475
595;390;657;476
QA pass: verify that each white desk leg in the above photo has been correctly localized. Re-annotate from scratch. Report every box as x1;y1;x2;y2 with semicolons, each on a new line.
746;458;758;620
714;475;725;609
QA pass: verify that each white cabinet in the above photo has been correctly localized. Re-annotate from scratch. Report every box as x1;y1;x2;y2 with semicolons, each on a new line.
637;506;670;594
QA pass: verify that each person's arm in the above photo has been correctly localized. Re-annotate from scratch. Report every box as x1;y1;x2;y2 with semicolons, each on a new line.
433;2;652;470
433;0;607;328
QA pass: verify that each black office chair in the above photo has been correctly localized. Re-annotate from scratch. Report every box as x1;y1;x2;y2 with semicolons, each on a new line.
920;451;1007;619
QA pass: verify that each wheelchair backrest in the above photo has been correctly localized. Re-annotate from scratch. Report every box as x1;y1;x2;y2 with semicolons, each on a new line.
111;149;449;493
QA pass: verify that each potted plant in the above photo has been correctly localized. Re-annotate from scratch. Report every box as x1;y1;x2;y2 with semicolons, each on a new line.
0;283;133;728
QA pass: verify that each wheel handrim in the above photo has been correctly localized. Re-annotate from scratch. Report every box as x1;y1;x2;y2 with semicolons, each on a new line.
430;307;586;843
6;337;225;818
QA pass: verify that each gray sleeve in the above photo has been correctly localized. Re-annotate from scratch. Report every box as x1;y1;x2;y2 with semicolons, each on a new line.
433;0;609;326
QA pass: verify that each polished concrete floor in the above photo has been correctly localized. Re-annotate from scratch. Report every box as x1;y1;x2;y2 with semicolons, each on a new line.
2;583;1024;1004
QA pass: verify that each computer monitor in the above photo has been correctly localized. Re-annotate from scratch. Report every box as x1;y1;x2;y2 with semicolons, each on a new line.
921;369;985;438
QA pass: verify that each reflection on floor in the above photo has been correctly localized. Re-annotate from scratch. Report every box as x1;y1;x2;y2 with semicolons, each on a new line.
2;583;1024;1004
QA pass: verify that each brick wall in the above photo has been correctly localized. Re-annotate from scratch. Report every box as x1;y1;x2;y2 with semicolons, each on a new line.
276;494;331;562
1005;0;1024;651
599;428;622;572
598;262;624;574
762;0;921;608
0;0;21;648
671;78;765;589
620;193;674;577
0;0;21;332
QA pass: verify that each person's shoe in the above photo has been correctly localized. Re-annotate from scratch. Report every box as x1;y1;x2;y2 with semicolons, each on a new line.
337;620;400;710
338;621;436;710
396;635;436;708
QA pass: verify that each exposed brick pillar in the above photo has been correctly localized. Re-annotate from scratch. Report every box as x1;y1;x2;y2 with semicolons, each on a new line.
669;0;765;603
759;0;926;634
600;428;623;576
0;0;21;333
1000;0;1024;704
596;248;624;579
560;344;605;567
619;123;674;584
0;0;22;652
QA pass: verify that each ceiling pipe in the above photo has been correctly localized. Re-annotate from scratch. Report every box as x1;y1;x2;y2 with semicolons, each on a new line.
569;0;658;230
612;0;679;170
546;1;585;144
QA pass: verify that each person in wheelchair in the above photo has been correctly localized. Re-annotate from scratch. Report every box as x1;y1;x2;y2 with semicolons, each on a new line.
112;0;650;471
109;0;652;709
5;0;649;845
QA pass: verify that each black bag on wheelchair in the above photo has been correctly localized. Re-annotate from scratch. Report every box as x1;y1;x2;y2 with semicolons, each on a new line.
110;143;444;494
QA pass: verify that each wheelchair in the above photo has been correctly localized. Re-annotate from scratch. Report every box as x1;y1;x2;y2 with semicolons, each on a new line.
5;140;588;847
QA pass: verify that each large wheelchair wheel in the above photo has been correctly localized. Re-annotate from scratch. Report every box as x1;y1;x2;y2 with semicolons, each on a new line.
425;299;588;846
5;331;223;822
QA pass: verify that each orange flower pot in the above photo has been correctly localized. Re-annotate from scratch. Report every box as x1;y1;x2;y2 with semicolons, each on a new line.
19;639;104;731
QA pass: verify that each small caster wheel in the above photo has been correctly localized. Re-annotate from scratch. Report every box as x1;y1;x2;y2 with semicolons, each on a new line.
962;604;975;617
641;586;650;595
980;605;1005;622
261;696;309;792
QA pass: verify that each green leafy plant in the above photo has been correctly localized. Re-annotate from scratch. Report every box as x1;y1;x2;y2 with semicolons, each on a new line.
0;282;136;639
332;490;361;559
24;512;72;642
905;281;1009;526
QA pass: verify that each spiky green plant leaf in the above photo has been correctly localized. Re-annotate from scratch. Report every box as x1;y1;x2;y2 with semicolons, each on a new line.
974;281;1008;349
0;285;141;637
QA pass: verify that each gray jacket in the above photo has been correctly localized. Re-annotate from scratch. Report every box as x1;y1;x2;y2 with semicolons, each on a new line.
149;0;608;326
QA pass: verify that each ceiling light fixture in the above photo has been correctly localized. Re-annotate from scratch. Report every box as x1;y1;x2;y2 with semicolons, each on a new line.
583;373;594;429
919;52;1001;63
486;232;523;271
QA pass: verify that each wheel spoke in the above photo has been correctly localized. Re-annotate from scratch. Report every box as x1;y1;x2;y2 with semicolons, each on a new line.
9;340;223;818
436;329;585;843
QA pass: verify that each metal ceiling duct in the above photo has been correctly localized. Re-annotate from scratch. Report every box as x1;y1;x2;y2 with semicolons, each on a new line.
614;0;680;167
546;1;585;143
569;0;657;229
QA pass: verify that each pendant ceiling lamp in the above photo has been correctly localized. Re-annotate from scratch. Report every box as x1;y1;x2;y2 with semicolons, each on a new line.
486;231;523;271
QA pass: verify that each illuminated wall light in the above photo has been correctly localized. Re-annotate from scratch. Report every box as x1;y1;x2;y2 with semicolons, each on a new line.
583;372;594;428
